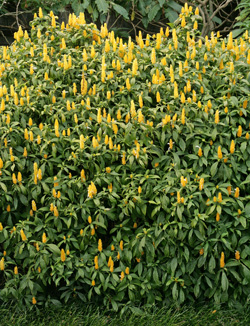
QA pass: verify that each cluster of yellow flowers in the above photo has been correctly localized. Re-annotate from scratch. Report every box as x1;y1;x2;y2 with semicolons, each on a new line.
0;2;249;306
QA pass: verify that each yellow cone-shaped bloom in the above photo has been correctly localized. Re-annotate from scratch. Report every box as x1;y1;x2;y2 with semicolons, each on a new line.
61;249;66;262
220;252;225;268
42;232;47;243
0;257;4;270
218;146;222;159
98;239;102;252
20;229;27;241
230;140;235;154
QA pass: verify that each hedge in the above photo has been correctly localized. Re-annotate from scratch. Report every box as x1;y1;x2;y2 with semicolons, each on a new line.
0;5;250;310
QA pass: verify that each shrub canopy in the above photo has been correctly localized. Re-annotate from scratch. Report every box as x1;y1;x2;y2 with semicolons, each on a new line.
0;5;250;310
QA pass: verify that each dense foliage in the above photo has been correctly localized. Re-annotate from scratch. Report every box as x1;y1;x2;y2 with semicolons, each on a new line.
0;5;250;310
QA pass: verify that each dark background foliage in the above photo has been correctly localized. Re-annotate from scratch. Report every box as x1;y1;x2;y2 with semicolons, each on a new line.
0;0;244;45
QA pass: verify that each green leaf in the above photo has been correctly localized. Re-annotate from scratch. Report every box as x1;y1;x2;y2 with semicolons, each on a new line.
153;269;160;285
221;271;229;291
179;138;186;151
171;257;178;274
148;4;161;21
95;0;109;13
243;265;250;283
111;299;118;311
172;282;178;300
19;194;28;206
245;202;250;216
112;4;129;19
158;0;165;6
208;256;216;274
211;162;218;177
47;244;61;255
167;0;182;12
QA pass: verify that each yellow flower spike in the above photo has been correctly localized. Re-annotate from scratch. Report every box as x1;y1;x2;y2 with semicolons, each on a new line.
42;232;47;243
120;271;125;281
126;78;131;91
234;187;240;198
156;91;161;103
199;178;204;190
119;240;124;251
32;200;37;211
94;255;99;269
0;258;5;271
214;110;219;124
80;134;85;150
106;167;111;173
109;137;113;149
237;125;242;137
230;140;235;154
61;249;66;262
220;252;225;268
107;113;111;123
98;239;102;252
14;266;18;275
227;32;233;50
51;15;56;28
181;92;185;104
174;82;178;98
130;100;136;118
217;146;222;159
54;206;59;217
181;176;187;187
181;108;185;125
37;169;42;181
235;251;240;260
109;259;114;272
198;147;202;157
0;223;3;231
12;173;17;184
52;188;57;198
20;229;27;241
37;28;41;39
38;7;43;18
125;267;130;275
88;182;97;198
151;48;156;64
17;172;22;183
181;16;186;28
36;134;41;145
22;146;27;157
138;186;142;194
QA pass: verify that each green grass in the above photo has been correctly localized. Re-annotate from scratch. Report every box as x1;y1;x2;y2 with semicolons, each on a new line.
0;302;249;326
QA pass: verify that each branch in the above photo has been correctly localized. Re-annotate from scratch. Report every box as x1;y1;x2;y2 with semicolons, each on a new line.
0;30;10;45
16;0;22;27
210;0;234;20
0;0;7;10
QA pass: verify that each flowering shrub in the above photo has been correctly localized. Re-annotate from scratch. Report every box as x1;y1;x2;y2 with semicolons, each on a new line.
0;4;250;310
